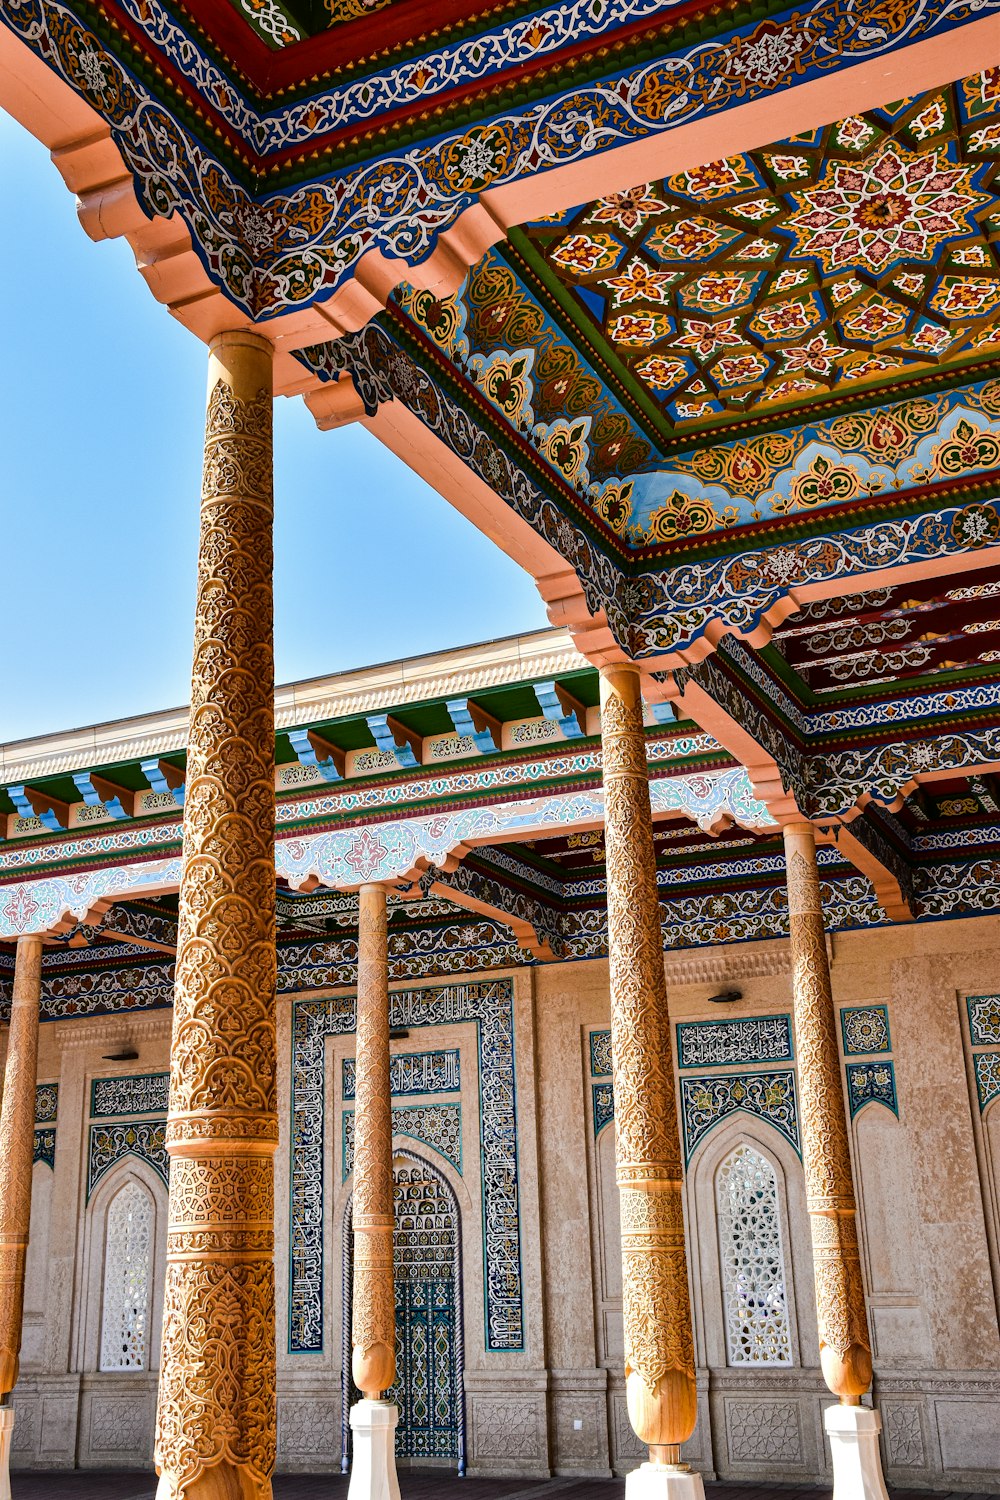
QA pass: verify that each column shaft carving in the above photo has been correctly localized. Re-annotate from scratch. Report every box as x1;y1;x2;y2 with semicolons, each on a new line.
784;820;871;1403
599;665;697;1460
0;935;42;1401
351;883;396;1400
155;331;277;1500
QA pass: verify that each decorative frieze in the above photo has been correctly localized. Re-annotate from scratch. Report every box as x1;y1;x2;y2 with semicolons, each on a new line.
676;1015;793;1069
91;1073;169;1119
342;1049;460;1099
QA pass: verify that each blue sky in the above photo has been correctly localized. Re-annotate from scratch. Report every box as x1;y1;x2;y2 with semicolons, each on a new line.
0;112;547;745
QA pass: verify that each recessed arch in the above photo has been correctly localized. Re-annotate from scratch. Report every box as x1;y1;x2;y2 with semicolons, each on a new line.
342;1147;466;1472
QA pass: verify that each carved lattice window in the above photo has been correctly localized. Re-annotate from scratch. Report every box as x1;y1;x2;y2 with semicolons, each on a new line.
99;1179;153;1372
716;1143;792;1366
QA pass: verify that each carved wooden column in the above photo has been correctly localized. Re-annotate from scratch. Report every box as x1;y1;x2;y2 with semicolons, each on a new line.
155;331;277;1500
348;883;399;1500
0;932;43;1492
784;821;887;1499
599;665;702;1500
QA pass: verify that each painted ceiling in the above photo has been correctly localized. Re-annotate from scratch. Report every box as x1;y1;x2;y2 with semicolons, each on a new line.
526;73;1000;434
384;69;1000;556
769;560;1000;695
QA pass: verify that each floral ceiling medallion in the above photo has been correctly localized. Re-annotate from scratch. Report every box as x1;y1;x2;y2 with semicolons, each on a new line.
786;143;990;275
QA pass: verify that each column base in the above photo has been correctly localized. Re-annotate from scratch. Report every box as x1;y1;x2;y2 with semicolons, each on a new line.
625;1460;706;1500
825;1404;890;1500
348;1400;400;1500
0;1407;13;1500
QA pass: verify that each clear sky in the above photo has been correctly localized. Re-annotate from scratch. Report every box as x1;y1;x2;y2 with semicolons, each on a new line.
0;111;548;746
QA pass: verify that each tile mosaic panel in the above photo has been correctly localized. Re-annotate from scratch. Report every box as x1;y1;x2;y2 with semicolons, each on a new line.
34;1082;58;1124
33;1128;55;1170
290;978;521;1355
967;994;1000;1047
87;1121;168;1197
343;1104;462;1177
846;1060;899;1118
680;1070;799;1163
590;1029;612;1077
342;1049;460;1099
592;1081;614;1138
840;1005;891;1056
676;1015;793;1069
91;1073;170;1118
974;1052;1000;1113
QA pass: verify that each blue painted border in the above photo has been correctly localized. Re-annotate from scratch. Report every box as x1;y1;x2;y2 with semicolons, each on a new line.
289;978;522;1356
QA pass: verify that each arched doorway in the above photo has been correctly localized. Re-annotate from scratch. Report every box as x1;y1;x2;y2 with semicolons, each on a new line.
343;1150;465;1472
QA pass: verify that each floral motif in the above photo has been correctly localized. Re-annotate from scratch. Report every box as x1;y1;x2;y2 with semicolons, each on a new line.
787;142;989;274
588;185;667;232
605;259;681;305
646;217;740;262
551;232;624;275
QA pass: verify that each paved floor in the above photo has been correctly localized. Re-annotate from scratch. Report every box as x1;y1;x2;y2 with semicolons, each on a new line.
7;1471;1000;1500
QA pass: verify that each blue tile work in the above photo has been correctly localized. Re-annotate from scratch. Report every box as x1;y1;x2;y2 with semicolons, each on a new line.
87;1120;168;1197
967;995;1000;1048
592;1081;614;1138
342;1049;460;1099
33;1128;55;1169
680;1070;799;1162
676;1014;794;1069
846;1060;898;1118
975;1052;1000;1113
840;1005;891;1057
34;1082;58;1124
291;978;521;1355
590;1030;612;1077
91;1072;169;1118
343;1104;463;1177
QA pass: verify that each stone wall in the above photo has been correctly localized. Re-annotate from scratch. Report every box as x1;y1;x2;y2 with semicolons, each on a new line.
8;916;1000;1487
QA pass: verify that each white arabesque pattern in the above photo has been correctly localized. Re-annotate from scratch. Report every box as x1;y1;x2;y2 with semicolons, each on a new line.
716;1144;792;1367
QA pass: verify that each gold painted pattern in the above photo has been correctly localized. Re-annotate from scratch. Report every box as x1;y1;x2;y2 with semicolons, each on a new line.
784;822;872;1403
600;665;697;1457
0;935;42;1401
351;883;397;1399
155;334;278;1500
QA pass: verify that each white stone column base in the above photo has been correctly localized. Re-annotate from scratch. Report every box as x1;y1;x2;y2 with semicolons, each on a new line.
348;1400;400;1500
825;1404;890;1500
625;1460;706;1500
0;1407;13;1500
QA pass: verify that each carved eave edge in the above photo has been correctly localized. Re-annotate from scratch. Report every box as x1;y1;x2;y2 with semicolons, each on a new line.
0;628;587;784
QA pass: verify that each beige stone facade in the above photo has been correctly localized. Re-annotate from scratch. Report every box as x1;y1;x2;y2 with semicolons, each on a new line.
8;913;1000;1488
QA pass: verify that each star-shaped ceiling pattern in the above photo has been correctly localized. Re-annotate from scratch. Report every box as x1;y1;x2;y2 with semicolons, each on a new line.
524;71;1000;430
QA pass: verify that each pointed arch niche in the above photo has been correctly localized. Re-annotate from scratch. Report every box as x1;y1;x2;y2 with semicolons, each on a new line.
77;1159;167;1378
685;1118;816;1372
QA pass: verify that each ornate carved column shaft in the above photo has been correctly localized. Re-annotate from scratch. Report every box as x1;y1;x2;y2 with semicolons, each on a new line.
0;934;43;1402
155;331;277;1500
784;820;871;1403
351;883;396;1400
599;665;697;1462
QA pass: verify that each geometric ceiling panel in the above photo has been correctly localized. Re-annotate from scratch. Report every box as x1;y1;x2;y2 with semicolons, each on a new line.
524;72;1000;438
